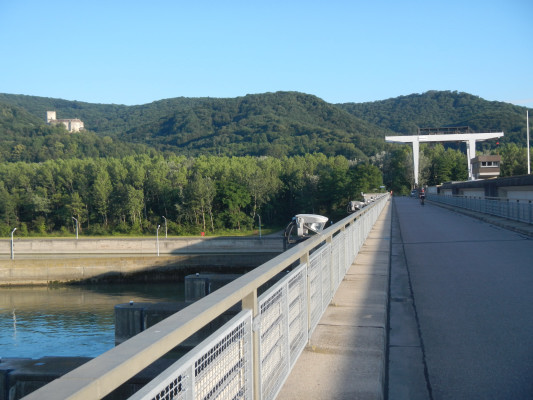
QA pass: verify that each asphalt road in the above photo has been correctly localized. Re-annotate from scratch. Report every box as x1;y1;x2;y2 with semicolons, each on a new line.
390;197;533;400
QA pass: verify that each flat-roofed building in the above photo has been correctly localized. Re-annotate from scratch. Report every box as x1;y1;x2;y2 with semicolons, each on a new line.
471;155;501;180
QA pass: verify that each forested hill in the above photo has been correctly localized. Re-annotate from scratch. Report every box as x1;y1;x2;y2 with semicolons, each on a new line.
338;91;528;145
0;92;391;161
119;92;390;158
0;102;154;162
0;90;529;163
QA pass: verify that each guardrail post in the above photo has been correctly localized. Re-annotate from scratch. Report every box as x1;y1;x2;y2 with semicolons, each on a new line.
242;290;260;400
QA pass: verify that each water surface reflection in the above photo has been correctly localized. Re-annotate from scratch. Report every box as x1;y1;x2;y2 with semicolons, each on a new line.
0;283;184;359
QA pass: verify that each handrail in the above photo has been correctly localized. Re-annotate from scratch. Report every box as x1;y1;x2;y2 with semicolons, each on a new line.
427;193;533;224
23;194;390;400
440;194;533;203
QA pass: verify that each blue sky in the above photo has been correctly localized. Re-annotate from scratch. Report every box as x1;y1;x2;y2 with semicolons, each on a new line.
1;0;531;106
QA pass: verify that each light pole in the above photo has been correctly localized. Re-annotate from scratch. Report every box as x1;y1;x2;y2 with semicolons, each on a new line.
11;227;16;260
156;225;161;256
256;214;262;238
72;217;78;239
162;216;167;238
527;110;530;175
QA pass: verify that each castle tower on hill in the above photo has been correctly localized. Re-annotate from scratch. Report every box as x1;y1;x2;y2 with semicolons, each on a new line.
46;111;84;132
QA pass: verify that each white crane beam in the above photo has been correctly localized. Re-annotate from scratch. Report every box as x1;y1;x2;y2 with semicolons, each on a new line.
386;132;504;184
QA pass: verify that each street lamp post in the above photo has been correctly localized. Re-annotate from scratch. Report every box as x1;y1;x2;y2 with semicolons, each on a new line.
72;217;78;240
11;228;16;260
156;225;161;256
162;216;167;238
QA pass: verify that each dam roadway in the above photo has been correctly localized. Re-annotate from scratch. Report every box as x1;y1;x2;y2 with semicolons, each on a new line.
389;197;533;399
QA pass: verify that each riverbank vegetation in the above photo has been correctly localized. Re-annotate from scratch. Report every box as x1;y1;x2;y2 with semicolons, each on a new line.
0;154;383;237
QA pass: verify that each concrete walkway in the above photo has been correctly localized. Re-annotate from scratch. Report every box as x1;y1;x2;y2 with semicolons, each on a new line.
277;200;391;400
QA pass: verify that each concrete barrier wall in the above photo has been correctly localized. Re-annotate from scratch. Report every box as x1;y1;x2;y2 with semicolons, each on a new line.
0;236;283;255
0;252;278;285
0;237;284;285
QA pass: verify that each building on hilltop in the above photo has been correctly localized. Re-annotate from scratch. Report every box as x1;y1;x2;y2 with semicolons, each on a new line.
46;111;84;132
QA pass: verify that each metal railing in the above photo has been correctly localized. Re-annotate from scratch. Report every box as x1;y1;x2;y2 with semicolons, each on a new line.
23;194;389;400
427;194;533;224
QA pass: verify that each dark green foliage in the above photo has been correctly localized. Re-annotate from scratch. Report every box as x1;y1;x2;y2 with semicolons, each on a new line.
1;90;529;164
0;92;390;161
0;154;388;236
0;102;151;162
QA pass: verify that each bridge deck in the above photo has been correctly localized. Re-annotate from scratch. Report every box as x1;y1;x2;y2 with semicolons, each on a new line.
389;197;533;399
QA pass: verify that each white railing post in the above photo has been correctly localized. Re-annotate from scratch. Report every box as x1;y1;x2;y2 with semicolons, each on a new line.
300;252;311;334
242;289;260;400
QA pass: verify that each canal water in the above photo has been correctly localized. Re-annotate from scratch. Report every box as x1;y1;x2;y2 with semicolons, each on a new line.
0;283;185;359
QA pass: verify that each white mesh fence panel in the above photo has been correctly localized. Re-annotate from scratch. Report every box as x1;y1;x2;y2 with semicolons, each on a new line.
337;231;346;288
258;263;308;400
331;236;340;293
345;225;354;273
258;285;289;400
321;243;332;312
287;265;308;369
308;247;325;334
128;311;253;400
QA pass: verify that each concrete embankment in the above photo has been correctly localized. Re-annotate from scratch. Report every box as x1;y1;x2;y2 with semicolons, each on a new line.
0;237;283;285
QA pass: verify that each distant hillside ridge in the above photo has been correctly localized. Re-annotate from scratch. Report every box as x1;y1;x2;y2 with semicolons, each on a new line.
0;90;529;162
338;90;528;145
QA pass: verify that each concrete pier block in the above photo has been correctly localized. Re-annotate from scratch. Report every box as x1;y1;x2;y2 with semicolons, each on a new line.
115;274;242;350
0;357;91;400
184;273;242;302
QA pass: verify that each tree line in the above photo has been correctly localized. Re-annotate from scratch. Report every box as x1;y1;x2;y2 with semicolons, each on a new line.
0;154;384;237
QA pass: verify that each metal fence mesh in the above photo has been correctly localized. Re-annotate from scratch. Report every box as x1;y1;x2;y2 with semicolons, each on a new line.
287;265;308;369
428;194;533;224
259;286;289;400
128;311;252;400
308;247;325;334
321;243;332;311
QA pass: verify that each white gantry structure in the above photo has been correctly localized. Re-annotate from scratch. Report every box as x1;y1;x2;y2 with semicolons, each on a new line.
386;129;504;185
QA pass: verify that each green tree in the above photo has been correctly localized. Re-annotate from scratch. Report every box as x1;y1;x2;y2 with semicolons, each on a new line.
351;163;383;194
183;174;216;232
496;143;528;177
217;181;251;230
91;162;113;226
0;181;16;226
384;147;412;195
66;192;87;231
124;185;144;225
